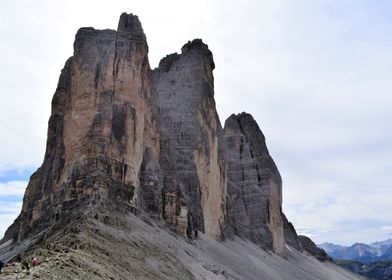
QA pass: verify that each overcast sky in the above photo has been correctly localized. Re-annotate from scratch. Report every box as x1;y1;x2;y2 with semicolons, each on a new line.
0;0;391;245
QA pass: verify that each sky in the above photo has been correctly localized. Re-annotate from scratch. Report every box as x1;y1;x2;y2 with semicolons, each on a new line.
0;0;391;246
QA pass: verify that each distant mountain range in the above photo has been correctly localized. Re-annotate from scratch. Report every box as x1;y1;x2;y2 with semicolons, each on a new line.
319;240;392;279
319;239;392;262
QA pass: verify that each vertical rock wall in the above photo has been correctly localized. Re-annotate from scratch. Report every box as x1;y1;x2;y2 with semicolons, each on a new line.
3;13;163;242
224;113;285;253
153;40;226;240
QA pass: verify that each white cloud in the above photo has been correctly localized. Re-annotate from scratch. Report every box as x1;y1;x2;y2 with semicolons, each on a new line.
0;181;27;196
381;226;392;233
295;226;316;238
0;182;25;238
0;202;22;238
0;201;23;215
0;0;391;245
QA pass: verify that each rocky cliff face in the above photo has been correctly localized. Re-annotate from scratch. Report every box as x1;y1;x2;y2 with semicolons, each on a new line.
299;235;332;262
152;40;226;240
283;213;302;251
3;14;226;244
223;113;284;253
3;13;163;242
2;13;322;264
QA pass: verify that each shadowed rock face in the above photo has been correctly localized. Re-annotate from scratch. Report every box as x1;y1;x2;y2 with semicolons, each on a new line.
152;40;226;240
224;113;284;253
283;213;302;251
299;235;332;262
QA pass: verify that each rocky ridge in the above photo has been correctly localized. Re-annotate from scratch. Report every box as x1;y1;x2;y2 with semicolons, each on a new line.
0;12;356;280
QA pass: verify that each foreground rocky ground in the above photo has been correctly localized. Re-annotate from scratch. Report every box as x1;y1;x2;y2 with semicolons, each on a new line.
0;211;365;280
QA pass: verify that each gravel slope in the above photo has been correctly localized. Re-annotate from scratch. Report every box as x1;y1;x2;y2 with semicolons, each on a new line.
0;212;365;280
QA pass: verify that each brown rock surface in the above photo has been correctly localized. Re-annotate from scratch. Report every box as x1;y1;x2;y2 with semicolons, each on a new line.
2;13;163;243
2;15;227;244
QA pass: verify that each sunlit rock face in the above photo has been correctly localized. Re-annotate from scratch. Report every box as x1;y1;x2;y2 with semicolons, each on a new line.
2;13;306;254
3;13;163;242
224;113;285;253
2;15;227;243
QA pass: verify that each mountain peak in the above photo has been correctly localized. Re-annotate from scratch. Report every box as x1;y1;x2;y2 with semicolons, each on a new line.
118;12;144;35
0;12;361;280
181;39;215;69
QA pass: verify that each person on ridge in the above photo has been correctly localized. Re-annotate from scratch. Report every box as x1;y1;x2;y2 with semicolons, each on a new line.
22;258;30;275
32;257;39;266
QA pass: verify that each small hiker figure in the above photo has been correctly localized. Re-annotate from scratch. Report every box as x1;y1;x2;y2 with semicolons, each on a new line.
0;259;4;274
22;259;30;275
31;257;39;266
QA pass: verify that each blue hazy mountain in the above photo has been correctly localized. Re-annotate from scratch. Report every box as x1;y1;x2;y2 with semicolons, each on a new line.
319;239;392;262
319;240;392;280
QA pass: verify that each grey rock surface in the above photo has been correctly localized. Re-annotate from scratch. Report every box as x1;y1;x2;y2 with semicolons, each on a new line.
0;212;364;280
299;235;332;262
223;112;284;253
153;39;226;240
283;213;302;251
